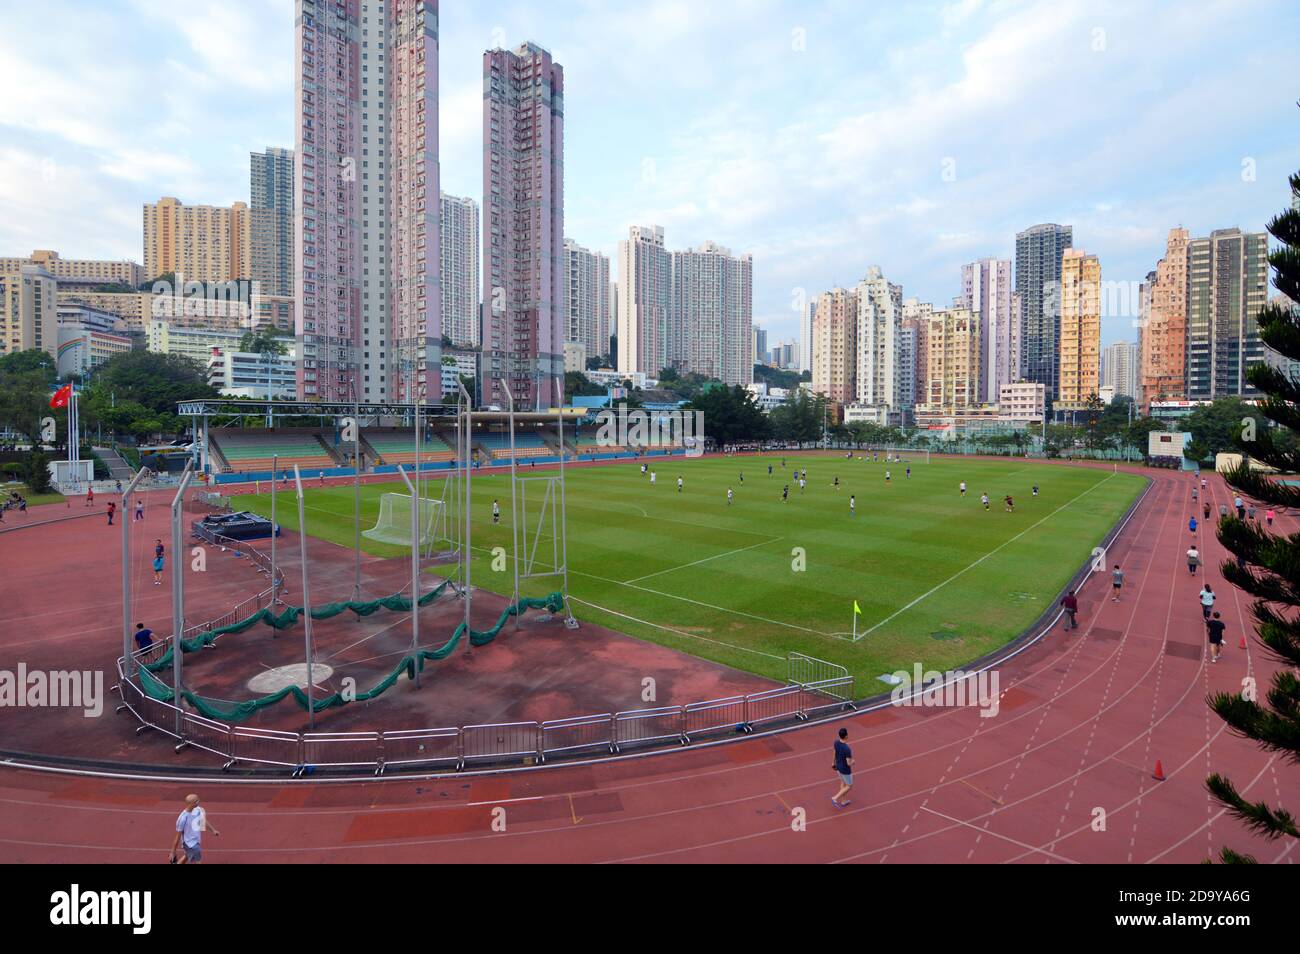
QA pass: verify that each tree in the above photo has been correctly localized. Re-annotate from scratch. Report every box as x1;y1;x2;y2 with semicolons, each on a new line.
80;350;218;441
686;384;769;445
24;450;53;495
564;370;605;401
0;348;56;381
1208;158;1300;862
1184;397;1277;462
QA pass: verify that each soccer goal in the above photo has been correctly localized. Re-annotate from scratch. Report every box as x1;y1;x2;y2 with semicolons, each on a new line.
362;492;443;547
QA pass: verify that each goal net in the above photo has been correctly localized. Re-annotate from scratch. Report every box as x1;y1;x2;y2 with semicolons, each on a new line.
363;492;442;547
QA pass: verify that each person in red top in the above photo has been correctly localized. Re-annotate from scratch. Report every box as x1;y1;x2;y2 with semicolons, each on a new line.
85;486;94;507
106;501;116;526
1060;591;1079;631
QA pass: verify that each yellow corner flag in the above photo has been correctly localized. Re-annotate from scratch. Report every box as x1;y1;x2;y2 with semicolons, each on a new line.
853;600;862;616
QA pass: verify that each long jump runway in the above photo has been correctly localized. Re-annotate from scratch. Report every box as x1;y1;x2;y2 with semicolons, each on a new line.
0;466;1295;863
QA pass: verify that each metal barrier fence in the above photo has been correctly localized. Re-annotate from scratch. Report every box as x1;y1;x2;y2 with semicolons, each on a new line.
787;652;849;688
115;653;857;775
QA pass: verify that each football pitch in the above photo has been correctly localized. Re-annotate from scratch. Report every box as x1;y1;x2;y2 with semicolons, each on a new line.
232;454;1146;687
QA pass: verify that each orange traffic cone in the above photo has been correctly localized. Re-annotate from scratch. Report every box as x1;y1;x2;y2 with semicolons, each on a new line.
1153;760;1165;781
1238;634;1247;650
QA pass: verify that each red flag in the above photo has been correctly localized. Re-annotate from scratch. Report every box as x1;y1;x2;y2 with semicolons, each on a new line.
49;384;73;409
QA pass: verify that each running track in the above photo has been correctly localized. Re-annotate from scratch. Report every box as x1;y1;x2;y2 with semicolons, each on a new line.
0;465;1295;863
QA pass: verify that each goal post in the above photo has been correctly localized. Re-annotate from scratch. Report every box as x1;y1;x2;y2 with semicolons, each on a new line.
362;492;442;547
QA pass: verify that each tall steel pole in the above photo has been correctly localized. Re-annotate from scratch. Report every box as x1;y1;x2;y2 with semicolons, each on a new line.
170;463;195;737
458;381;473;651
503;382;520;625
556;377;577;628
121;467;150;677
270;453;278;609
353;392;362;600
397;465;421;687
292;465;316;729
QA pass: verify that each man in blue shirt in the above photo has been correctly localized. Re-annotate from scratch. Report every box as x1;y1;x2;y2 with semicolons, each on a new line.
832;727;854;808
134;623;153;652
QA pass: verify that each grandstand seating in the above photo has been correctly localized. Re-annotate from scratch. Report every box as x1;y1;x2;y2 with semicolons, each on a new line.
364;429;456;466
475;431;554;460
211;430;337;475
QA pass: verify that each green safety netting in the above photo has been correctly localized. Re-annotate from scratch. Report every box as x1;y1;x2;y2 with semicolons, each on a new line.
137;590;565;722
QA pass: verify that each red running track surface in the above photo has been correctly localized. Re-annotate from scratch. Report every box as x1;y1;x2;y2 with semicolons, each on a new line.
0;466;1295;863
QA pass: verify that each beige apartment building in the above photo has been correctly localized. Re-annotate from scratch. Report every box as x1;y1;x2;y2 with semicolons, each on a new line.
143;196;250;284
998;381;1047;422
0;250;142;288
1056;248;1101;411
811;287;858;404
922;307;980;410
57;290;153;332
0;265;58;359
1140;227;1188;410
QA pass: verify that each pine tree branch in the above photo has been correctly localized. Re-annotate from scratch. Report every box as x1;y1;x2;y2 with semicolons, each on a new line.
1205;772;1299;840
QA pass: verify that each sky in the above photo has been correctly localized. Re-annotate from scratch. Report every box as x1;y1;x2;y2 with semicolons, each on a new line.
0;0;1297;352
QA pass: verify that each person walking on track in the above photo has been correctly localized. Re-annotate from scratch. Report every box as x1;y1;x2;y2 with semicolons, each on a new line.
831;727;854;809
1206;611;1226;663
1060;591;1079;630
1187;544;1200;575
171;794;220;864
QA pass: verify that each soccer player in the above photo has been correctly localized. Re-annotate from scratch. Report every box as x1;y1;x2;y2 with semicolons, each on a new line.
960;481;967;497
782;485;789;503
768;464;773;477
1032;484;1038;497
319;471;325;486
640;463;647;475
799;476;806;493
884;470;891;483
650;470;657;486
726;487;733;507
981;493;990;510
849;494;856;516
492;499;501;524
739;471;744;484
1206;611;1226;663
1004;495;1014;512
833;476;840;491
906;467;911;479
677;476;683;493
1111;564;1124;602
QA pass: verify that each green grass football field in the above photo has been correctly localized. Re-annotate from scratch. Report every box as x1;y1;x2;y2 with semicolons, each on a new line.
232;454;1146;687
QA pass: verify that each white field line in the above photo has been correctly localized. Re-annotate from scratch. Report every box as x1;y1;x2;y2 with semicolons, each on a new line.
566;596;786;661
570;569;832;636
858;472;1117;638
624;536;783;584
